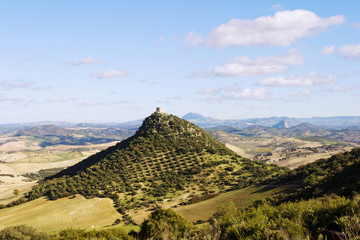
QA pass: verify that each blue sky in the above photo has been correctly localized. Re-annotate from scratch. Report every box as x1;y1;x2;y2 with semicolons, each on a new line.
1;1;359;123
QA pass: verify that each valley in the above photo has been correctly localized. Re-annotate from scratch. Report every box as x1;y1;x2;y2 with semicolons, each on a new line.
0;112;359;239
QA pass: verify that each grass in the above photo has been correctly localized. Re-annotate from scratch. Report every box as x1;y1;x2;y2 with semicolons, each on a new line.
173;185;293;222
15;152;85;163
0;195;122;232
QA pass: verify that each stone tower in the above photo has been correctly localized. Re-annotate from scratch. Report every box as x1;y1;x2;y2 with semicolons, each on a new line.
156;107;164;114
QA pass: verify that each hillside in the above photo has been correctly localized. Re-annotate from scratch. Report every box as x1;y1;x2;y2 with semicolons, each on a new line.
6;111;284;213
267;147;360;200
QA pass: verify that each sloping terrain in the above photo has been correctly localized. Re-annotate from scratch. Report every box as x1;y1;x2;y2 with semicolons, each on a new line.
6;112;284;214
267;147;360;200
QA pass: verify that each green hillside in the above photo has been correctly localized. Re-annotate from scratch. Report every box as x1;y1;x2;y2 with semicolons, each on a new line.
4;112;284;214
267;147;360;200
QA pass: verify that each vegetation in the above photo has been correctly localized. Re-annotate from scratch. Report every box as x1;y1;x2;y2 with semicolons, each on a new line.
139;209;194;239
0;195;122;232
210;194;360;239
22;168;65;181
0;225;49;240
6;113;283;214
4;114;360;239
267;147;360;200
3;193;359;239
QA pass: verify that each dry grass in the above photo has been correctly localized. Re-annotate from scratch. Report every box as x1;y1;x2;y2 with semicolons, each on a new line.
173;185;293;222
0;195;121;232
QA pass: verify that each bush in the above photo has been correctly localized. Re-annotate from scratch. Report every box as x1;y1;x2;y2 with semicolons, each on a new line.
139;208;194;240
0;225;49;240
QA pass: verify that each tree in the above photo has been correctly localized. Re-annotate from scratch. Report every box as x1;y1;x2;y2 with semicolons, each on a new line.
13;189;20;197
0;225;49;240
139;208;194;240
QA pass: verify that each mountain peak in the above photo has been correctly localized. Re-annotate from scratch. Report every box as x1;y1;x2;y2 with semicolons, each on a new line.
272;120;290;129
20;111;282;214
135;113;234;155
182;112;206;120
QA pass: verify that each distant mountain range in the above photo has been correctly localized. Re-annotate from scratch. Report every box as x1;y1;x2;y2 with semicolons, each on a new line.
2;112;360;137
12;124;136;147
183;112;360;129
208;121;360;143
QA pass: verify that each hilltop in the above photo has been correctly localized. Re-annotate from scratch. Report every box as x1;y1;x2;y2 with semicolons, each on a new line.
7;111;283;213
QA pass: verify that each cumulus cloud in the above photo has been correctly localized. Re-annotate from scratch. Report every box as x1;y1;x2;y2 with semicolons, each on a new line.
271;4;286;10
354;22;360;29
225;88;280;101
32;85;53;91
196;88;220;94
63;57;104;65
198;83;280;102
0;80;36;90
48;97;75;103
79;101;106;107
157;36;165;43
0;93;23;104
170;95;188;100
212;49;303;77
17;56;35;63
329;85;360;93
77;56;103;65
188;70;210;78
257;72;336;87
291;89;312;97
91;70;128;79
337;44;360;59
321;44;360;59
185;10;345;47
320;45;335;55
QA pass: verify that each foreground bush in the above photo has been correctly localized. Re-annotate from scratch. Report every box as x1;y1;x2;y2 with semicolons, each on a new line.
211;194;360;239
0;225;49;240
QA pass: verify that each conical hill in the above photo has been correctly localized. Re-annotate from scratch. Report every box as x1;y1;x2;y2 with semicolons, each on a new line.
16;112;283;211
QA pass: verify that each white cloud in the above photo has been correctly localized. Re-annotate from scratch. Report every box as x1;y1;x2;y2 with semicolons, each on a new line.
320;44;360;59
91;70;128;79
0;94;23;104
170;95;188;100
0;80;36;90
291;89;312;97
63;57;104;66
188;70;210;78
32;85;53;91
198;84;280;102
186;10;345;47
225;88;280;101
320;45;335;55
354;22;360;29
196;88;220;94
329;85;360;92
138;78;149;83
157;36;165;43
79;101;106;106
212;49;303;77
48;97;75;102
76;57;103;65
17;56;35;63
337;44;360;59
271;4;286;10
257;72;336;86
